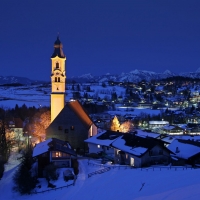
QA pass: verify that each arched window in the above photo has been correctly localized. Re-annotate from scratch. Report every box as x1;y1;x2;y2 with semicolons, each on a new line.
56;62;59;69
58;77;60;82
55;77;57;82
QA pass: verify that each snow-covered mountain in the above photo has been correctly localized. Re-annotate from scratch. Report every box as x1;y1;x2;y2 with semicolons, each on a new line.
2;68;200;85
69;69;198;83
0;76;46;85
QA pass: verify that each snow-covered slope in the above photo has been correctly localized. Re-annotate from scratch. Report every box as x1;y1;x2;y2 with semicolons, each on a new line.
1;155;200;200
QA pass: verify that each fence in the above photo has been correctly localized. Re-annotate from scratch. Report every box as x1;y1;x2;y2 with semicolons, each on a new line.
88;160;195;171
31;183;74;195
140;165;194;171
88;167;110;178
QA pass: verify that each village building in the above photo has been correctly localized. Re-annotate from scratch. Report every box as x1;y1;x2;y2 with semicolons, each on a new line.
160;125;184;135
148;120;169;129
85;130;123;161
46;100;97;152
112;133;173;167
8;118;25;147
32;138;76;177
168;139;200;166
46;37;98;152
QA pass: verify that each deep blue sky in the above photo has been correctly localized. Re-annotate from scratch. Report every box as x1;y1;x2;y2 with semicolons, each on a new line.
1;0;200;81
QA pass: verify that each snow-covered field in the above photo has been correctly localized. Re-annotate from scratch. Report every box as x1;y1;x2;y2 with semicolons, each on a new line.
0;85;50;108
1;151;200;200
0;84;165;117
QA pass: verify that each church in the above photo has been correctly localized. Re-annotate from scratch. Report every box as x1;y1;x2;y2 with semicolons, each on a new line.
46;36;97;152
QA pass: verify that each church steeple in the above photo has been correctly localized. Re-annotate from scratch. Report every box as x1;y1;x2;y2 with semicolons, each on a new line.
51;36;65;58
50;35;66;122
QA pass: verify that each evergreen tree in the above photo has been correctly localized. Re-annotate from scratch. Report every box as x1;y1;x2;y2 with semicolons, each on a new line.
76;84;81;91
86;86;91;92
0;120;9;162
102;82;106;87
111;92;117;101
0;160;4;179
13;150;37;194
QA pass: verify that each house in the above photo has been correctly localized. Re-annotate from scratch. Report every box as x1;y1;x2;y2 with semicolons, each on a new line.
148;120;169;129
161;125;184;135
168;139;200;166
85;130;123;161
32;138;76;177
46;100;97;152
111;133;173;167
8;118;25;147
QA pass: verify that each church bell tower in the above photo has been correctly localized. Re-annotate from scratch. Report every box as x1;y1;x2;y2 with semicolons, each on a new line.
50;36;66;122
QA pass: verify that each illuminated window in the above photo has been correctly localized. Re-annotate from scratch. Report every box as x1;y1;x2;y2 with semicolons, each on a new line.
56;152;60;157
52;151;69;158
56;62;59;68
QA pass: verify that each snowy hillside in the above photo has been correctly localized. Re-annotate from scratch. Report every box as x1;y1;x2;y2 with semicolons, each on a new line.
0;85;50;108
1;152;200;200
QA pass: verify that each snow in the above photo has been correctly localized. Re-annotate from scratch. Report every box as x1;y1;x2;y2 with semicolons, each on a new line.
162;125;177;130
32;138;52;157
149;121;169;125
136;130;159;138
1;150;200;199
0;85;50;108
112;136;148;156
108;108;162;116
85;131;118;146
163;70;172;74
168;139;200;159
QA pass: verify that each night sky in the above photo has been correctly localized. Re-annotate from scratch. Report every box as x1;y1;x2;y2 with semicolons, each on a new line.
1;0;200;81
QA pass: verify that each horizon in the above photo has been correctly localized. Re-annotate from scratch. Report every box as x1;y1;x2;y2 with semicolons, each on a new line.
2;67;200;82
1;1;200;81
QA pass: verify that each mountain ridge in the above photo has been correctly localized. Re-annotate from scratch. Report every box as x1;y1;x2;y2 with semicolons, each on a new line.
69;68;200;83
2;68;200;84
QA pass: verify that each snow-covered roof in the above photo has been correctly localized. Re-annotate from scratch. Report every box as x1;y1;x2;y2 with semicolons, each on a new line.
32;138;52;157
168;139;200;159
160;136;175;144
136;129;159;138
149;121;169;125
162;125;175;130
84;131;121;146
111;136;148;156
33;138;76;157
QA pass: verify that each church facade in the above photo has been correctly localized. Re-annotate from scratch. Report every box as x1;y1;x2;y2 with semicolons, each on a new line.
46;36;97;152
